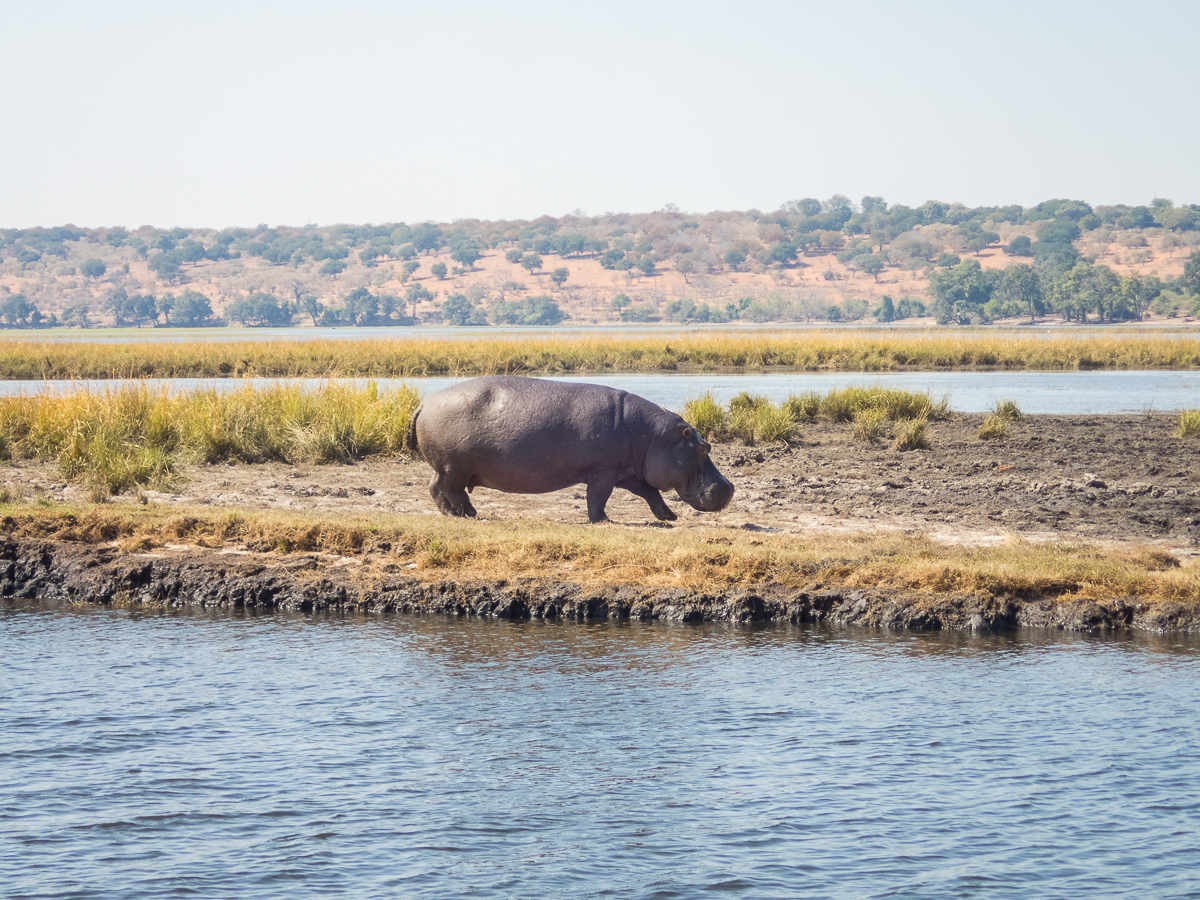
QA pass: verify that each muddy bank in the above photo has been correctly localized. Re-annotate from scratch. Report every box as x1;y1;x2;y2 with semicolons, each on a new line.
7;413;1200;552
5;536;1199;634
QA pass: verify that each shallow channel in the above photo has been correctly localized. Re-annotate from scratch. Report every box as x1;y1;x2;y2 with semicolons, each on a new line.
4;370;1200;414
3;600;1199;899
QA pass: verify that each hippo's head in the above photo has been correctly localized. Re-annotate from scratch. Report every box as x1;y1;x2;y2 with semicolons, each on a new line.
645;422;735;513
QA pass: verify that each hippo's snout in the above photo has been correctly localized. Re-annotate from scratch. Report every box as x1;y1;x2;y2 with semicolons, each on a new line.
680;468;735;512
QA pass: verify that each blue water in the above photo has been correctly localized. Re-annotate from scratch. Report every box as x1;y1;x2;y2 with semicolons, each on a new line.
3;370;1200;414
3;323;1200;343
3;601;1199;899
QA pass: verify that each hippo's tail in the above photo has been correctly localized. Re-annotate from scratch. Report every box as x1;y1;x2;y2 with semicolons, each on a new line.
404;407;423;459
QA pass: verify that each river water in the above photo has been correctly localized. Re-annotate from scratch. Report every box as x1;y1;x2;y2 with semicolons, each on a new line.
4;371;1200;414
3;600;1199;899
4;323;1200;343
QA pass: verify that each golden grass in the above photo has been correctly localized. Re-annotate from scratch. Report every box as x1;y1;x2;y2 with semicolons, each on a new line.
4;331;1200;379
3;382;948;496
681;386;943;447
0;382;420;495
3;504;1198;608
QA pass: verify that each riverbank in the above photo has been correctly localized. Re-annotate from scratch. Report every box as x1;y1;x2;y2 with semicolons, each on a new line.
4;409;1200;632
6;532;1197;633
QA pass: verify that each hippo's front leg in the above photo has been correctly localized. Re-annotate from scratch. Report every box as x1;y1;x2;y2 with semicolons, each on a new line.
616;476;677;521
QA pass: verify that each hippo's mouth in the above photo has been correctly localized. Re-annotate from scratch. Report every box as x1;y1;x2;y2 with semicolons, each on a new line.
678;477;735;512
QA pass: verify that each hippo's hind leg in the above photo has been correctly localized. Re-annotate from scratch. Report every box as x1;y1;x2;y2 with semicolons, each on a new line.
429;469;477;518
584;472;618;523
617;476;677;522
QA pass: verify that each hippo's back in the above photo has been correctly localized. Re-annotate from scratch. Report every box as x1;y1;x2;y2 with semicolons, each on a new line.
412;376;651;493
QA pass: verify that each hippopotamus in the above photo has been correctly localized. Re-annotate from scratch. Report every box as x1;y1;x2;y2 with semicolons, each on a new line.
405;376;734;523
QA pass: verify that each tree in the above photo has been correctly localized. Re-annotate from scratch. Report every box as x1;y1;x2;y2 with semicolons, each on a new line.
676;255;696;284
450;240;481;269
861;196;888;214
80;258;106;280
489;294;566;326
993;264;1044;323
400;261;420;283
505;249;523;264
1005;236;1033;257
442;293;489;326
103;287;134;326
301;294;324;326
724;248;747;270
343;287;378;324
611;293;631;310
61;303;92;328
405;283;434;320
1183;251;1200;294
769;241;798;266
172;290;216;327
225;292;294;327
855;254;884;282
600;248;626;269
179;240;206;267
874;295;895;322
520;253;543;275
0;294;37;326
155;294;175;324
411;223;443;254
550;267;569;289
148;252;181;282
927;259;994;324
1120;273;1162;320
320;259;347;277
204;243;231;262
431;261;448;280
634;256;656;277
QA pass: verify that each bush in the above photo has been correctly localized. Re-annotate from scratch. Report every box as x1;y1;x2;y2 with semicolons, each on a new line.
682;393;725;439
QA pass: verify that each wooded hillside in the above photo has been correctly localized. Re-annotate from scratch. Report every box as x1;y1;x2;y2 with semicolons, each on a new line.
3;196;1199;329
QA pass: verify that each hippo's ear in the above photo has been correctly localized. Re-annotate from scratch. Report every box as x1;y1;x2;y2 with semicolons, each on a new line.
681;426;694;440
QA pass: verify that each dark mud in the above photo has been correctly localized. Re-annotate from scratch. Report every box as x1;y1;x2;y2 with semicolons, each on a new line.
4;536;1200;634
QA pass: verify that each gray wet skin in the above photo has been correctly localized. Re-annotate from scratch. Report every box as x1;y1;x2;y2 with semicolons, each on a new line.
407;376;735;523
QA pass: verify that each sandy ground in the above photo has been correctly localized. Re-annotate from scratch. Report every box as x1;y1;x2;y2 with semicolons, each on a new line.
6;413;1199;560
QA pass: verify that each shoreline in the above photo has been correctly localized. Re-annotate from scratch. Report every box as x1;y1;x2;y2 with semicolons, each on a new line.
5;536;1199;634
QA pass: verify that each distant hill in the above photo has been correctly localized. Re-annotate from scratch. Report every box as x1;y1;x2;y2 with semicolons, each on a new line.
2;196;1199;329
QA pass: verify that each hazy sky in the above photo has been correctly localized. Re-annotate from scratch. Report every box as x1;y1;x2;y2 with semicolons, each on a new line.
3;0;1197;228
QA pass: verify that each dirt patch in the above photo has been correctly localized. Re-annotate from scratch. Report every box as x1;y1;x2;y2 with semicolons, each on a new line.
6;412;1198;557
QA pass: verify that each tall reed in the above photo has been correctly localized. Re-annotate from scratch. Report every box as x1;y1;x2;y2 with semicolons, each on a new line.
0;381;420;494
3;331;1200;380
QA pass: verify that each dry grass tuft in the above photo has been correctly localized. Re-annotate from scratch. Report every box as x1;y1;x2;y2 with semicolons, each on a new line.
852;409;889;443
891;417;930;452
1176;409;1200;438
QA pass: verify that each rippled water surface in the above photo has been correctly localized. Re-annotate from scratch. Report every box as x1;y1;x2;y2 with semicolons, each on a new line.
3;602;1199;899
